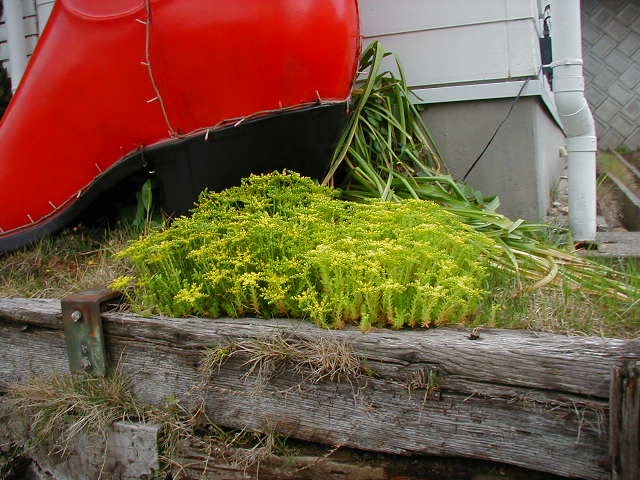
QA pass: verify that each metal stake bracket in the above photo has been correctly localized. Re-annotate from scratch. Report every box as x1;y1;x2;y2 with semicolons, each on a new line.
61;289;121;377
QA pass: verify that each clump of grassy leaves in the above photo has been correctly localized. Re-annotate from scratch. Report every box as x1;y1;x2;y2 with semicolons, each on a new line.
3;369;185;468
3;370;293;477
472;259;640;338
323;41;640;323
0;177;160;298
115;171;497;329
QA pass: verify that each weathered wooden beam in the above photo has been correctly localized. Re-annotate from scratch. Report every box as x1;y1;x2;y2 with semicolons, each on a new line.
0;409;562;480
1;297;638;480
174;439;566;480
610;360;640;480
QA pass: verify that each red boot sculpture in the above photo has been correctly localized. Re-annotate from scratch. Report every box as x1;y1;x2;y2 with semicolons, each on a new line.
0;0;360;252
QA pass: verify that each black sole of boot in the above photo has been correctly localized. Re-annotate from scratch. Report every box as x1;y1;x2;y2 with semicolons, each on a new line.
0;102;349;254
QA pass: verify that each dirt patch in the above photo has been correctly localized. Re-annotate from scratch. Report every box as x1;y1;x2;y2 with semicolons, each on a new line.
622;151;640;171
547;154;634;232
598;178;627;231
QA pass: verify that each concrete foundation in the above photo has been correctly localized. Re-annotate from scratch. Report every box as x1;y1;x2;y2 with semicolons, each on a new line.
422;96;565;221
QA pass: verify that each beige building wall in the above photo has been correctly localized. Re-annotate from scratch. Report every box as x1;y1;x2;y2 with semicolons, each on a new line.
423;97;565;221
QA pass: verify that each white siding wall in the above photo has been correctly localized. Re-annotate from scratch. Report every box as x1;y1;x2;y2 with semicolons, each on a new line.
36;0;54;32
360;0;546;103
0;15;5;67
1;0;53;78
4;1;548;106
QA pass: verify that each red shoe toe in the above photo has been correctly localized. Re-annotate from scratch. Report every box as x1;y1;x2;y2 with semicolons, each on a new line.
0;0;360;252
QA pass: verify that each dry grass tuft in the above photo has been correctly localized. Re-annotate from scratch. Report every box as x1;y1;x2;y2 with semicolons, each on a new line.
406;368;441;402
472;271;640;339
0;225;135;298
5;369;154;457
173;425;297;479
4;370;296;478
219;428;285;472
201;333;366;386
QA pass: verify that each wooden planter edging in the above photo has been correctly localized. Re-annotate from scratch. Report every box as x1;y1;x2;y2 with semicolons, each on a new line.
0;297;638;480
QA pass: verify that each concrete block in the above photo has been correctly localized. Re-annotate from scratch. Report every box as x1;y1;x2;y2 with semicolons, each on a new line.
585;82;607;107
622;98;640;120
27;422;162;480
600;129;625;149
608;82;634;105
632;14;640;34
605;18;630;42
605;48;632;73
617;31;640;56
594;232;640;257
582;21;604;46
594;118;609;139
584;52;606;76
583;0;600;15
592;35;617;57
584;70;593;83
618;3;640;26
108;422;161;478
423;97;563;221
600;0;621;11
595;97;623;122
620;64;640;88
593;66;619;90
593;7;614;28
610;113;636;138
624;127;640;148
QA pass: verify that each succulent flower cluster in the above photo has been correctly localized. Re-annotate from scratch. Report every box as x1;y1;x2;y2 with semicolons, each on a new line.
115;172;496;329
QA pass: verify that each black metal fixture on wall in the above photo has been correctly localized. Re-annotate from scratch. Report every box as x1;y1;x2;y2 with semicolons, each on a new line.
540;4;553;85
0;0;12;119
0;64;11;119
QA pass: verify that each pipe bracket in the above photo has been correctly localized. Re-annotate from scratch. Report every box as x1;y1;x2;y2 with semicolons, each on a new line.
545;58;584;68
553;76;585;93
566;136;597;152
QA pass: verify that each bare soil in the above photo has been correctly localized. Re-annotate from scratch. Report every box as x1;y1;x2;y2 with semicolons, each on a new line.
547;154;634;232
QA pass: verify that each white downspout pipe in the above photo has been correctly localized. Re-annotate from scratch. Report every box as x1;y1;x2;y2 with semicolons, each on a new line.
4;0;29;92
549;0;597;242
